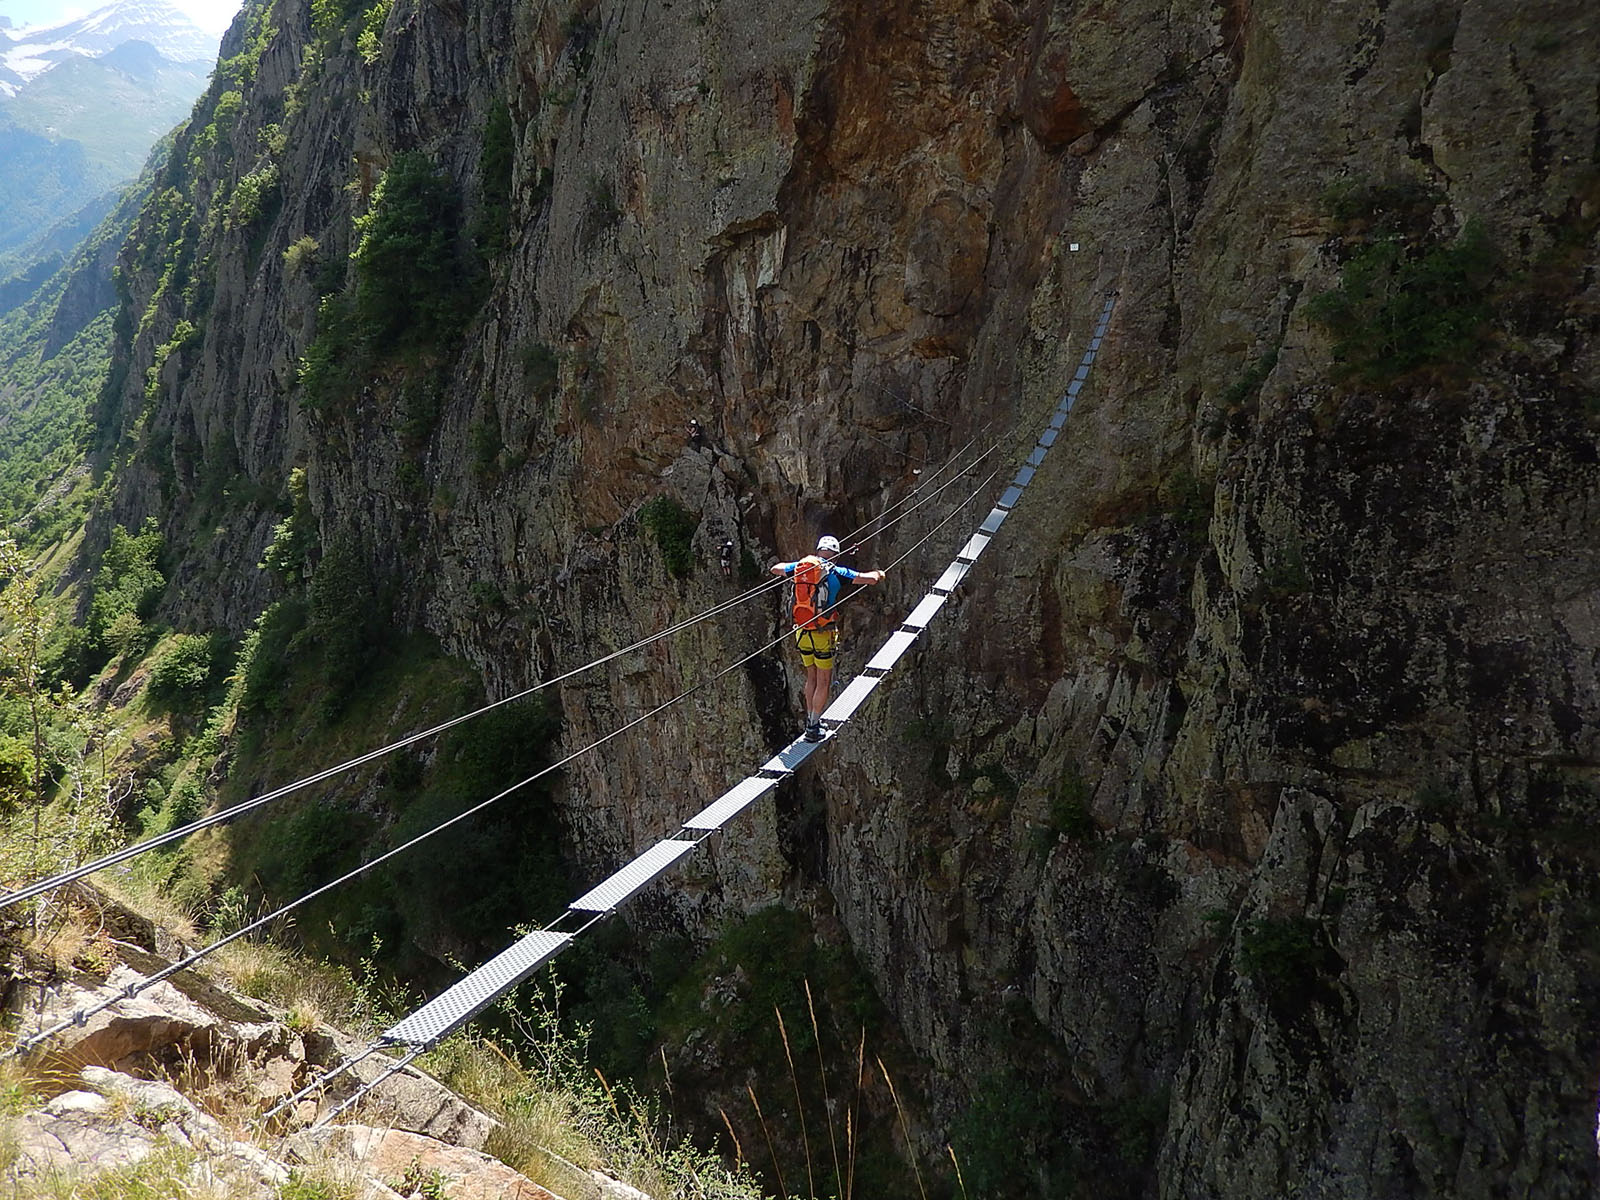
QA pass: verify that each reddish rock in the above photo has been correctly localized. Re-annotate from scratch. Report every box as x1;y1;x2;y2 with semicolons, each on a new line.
1020;57;1093;147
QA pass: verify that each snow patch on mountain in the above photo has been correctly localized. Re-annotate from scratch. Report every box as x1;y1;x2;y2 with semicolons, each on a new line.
0;0;216;95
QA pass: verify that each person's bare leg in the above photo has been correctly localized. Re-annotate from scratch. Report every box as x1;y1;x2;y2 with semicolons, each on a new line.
809;667;833;722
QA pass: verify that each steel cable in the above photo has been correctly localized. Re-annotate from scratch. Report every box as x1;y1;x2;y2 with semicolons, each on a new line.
0;432;998;912
8;467;1001;1058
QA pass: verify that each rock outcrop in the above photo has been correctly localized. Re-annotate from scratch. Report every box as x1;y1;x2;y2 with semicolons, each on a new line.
1;886;641;1199
92;0;1600;1194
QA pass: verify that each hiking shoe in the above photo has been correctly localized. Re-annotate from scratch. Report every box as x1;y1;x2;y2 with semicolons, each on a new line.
803;721;824;743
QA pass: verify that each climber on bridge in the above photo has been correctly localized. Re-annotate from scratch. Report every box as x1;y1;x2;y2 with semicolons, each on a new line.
772;535;885;742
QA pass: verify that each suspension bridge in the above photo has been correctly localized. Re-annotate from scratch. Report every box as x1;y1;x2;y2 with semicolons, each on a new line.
1;291;1117;1130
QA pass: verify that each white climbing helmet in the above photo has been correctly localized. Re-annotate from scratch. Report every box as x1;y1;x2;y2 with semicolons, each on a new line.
817;535;841;554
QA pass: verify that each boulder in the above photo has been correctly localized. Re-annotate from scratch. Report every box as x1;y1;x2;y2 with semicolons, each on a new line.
288;1124;562;1200
9;1066;290;1191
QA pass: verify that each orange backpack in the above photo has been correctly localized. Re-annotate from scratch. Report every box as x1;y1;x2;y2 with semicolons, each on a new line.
791;556;835;630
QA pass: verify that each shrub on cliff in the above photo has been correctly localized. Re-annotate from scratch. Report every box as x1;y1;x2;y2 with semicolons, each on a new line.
305;536;390;720
352;152;479;350
85;518;165;671
1239;915;1340;1011
147;633;231;711
1309;218;1497;383
474;102;515;257
638;496;697;578
297;292;364;411
260;467;317;585
299;155;481;411
520;340;559;400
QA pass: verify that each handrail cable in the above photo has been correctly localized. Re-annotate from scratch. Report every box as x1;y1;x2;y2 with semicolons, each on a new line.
258;1044;382;1124
0;431;998;913
8;468;1001;1059
308;1046;425;1132
268;290;1117;1132
260;455;1012;1129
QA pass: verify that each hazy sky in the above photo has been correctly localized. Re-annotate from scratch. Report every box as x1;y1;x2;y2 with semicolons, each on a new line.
0;0;241;35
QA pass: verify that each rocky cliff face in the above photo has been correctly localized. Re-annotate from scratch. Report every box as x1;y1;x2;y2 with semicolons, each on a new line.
101;0;1600;1193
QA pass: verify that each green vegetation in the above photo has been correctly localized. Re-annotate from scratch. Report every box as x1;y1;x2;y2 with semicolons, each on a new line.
227;162;281;232
1264;536;1309;595
213;0;275;91
1156;467;1212;543
260;467;317;584
234;599;307;719
471;420;502;479
71;517;166;681
146;633;231;712
661;907;878;1047
475;101;516;257
311;0;367;45
277;1169;366;1200
352;152;479;349
521;340;560;400
1102;1090;1169;1168
283;235;320;274
356;0;394;63
1036;762;1095;849
419;990;761;1200
1309;205;1497;383
0;164;141;542
143;318;200;401
950;1069;1078;1199
637;495;698;578
1218;348;1278;411
297;293;362;410
297;153;482;417
1321;178;1440;227
651;906;917;1199
304;535;389;719
379;696;563;951
1239;915;1337;1008
1414;778;1458;814
0;300;109;535
15;1144;209;1199
580;174;620;252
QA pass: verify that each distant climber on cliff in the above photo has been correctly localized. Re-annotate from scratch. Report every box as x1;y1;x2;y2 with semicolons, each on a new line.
771;535;886;742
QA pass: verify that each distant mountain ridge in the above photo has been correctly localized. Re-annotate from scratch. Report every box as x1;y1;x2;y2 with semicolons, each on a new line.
0;0;217;293
0;0;216;94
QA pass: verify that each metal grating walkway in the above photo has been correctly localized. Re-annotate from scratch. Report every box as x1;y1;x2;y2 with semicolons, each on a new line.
376;293;1118;1053
381;930;571;1048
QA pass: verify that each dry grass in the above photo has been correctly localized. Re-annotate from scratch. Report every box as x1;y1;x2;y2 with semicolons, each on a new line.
19;912;93;979
206;938;352;1029
93;872;201;949
422;1032;605;1194
418;1028;761;1200
272;1158;371;1200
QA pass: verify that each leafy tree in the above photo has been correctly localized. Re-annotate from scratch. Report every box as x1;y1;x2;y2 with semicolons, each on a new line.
352;152;477;349
261;467;318;584
474;102;515;256
86;517;165;665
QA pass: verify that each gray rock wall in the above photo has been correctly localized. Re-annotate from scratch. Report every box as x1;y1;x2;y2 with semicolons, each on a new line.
102;0;1600;1193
